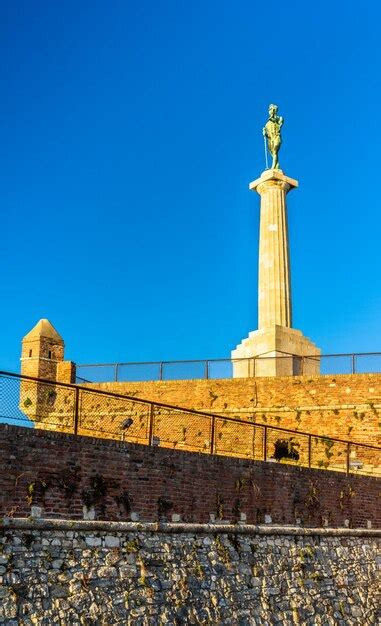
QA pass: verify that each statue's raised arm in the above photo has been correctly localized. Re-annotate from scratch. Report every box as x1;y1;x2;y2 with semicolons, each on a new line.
263;104;283;170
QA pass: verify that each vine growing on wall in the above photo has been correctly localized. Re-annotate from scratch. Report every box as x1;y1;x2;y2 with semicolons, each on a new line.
216;493;224;519
26;479;48;506
273;438;300;461
339;483;356;511
157;497;173;520
81;474;108;514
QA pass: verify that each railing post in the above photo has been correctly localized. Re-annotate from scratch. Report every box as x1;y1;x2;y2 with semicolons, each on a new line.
159;362;163;381
74;387;80;435
263;426;267;461
210;415;216;454
301;356;305;376
308;435;312;468
253;357;256;377
346;442;350;474
205;360;209;380
115;363;119;382
148;404;155;446
351;354;356;374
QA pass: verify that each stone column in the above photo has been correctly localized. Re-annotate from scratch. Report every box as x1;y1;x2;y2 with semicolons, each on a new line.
232;169;320;377
255;170;296;329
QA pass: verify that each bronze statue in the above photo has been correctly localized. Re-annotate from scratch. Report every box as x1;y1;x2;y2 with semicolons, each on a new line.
263;104;283;170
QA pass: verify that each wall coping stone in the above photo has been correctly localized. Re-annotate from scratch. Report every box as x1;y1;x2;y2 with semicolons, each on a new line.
93;372;381;384
2;518;380;536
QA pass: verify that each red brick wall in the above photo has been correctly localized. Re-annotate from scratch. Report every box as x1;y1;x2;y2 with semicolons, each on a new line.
1;424;379;527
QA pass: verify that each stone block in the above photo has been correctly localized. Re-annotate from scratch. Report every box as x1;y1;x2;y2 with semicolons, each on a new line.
83;506;95;521
232;326;320;377
104;536;120;548
30;506;43;518
85;536;101;547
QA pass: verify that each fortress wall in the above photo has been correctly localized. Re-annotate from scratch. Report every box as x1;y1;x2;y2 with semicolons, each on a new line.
0;519;379;625
0;424;379;527
89;373;381;446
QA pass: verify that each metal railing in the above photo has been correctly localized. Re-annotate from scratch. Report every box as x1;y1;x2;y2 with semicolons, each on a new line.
76;352;381;383
0;370;380;477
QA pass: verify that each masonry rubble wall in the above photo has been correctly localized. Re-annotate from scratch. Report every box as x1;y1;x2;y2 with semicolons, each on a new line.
90;373;381;446
0;424;379;527
0;519;379;625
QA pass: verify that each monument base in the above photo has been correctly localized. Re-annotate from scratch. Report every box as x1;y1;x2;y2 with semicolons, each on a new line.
231;326;321;377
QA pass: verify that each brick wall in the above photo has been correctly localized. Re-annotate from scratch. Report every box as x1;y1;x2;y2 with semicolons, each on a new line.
1;424;379;527
90;373;381;446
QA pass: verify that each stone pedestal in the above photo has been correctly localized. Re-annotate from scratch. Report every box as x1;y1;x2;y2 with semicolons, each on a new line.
232;169;320;377
232;325;320;377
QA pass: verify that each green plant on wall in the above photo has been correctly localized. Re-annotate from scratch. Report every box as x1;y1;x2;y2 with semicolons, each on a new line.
81;474;109;516
56;467;81;500
157;497;173;520
273;438;300;461
26;479;48;506
339;483;356;511
209;390;218;406
353;410;365;421
317;459;329;469
124;538;140;553
304;480;320;519
321;437;335;461
46;390;57;406
216;493;224;519
232;498;241;519
214;536;230;566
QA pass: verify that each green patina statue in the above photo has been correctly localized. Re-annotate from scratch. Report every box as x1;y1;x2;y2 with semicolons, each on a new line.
263;104;283;170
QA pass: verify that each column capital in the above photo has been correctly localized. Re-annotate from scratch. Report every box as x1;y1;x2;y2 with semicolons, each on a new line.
249;169;298;194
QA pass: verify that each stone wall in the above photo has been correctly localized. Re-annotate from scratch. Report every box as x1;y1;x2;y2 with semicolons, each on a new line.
90;373;381;446
0;519;379;625
18;373;380;475
1;424;380;527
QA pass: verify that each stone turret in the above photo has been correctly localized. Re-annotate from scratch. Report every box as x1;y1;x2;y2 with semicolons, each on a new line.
20;319;76;428
21;318;75;383
21;319;65;380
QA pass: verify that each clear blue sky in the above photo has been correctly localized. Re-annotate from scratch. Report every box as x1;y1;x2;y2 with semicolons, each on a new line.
1;0;380;372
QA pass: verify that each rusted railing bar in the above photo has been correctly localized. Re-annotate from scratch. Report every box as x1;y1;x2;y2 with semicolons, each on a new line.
210;415;216;454
148;404;154;446
73;387;80;436
263;426;267;462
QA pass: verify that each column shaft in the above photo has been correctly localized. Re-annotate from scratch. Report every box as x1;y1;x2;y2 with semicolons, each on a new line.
257;179;292;328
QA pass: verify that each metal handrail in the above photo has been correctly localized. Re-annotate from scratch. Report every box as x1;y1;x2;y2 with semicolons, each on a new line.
76;352;381;368
75;351;381;381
